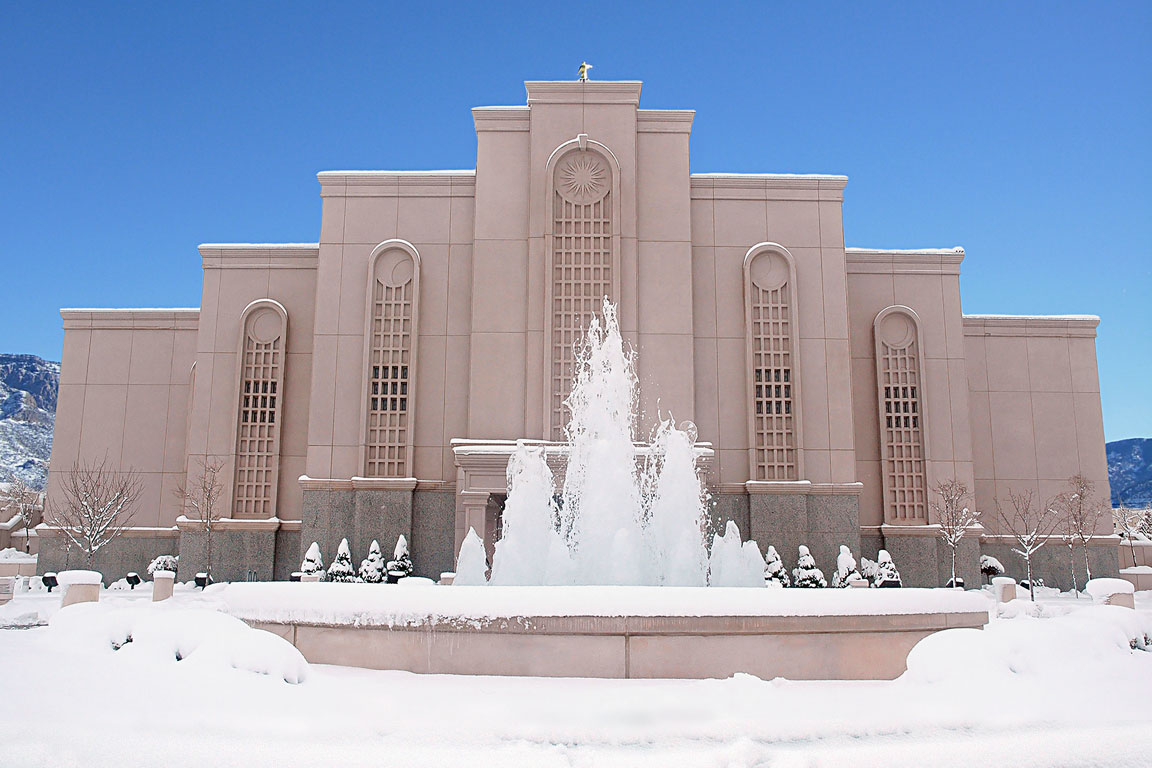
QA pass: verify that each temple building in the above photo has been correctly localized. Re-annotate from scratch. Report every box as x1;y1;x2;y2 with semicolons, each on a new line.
42;79;1118;586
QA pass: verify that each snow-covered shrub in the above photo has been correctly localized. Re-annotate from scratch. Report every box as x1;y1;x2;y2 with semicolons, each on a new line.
48;605;309;683
386;534;414;581
453;528;489;585
358;539;384;583
980;554;1005;582
300;541;325;579
763;545;790;587
872;549;902;587
830;544;862;588
147;554;179;576
792;545;827;588
327;538;358;582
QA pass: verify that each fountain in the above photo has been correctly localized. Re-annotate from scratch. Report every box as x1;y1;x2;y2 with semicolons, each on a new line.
221;299;991;680
485;299;723;587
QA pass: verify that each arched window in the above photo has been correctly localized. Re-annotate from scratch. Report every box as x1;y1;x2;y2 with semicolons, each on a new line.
233;300;287;518
744;243;802;481
363;240;420;477
874;306;929;522
544;136;621;440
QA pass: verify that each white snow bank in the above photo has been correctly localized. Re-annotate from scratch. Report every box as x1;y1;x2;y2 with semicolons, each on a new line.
1085;578;1135;599
56;569;103;586
210;582;993;627
47;603;308;683
0;546;36;562
905;605;1152;684
1120;565;1152;574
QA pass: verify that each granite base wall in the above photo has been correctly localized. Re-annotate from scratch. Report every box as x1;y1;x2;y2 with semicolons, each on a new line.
412;490;456;579
748;493;860;577
177;529;276;582
301;489;413;575
881;534;981;588
710;493;750;541
273;528;302;581
978;540;1120;592
36;534;179;582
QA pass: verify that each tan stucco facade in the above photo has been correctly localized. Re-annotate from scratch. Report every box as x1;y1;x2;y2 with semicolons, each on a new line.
42;80;1115;586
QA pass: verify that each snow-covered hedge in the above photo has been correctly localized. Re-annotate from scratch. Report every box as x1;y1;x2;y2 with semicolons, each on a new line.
48;604;309;684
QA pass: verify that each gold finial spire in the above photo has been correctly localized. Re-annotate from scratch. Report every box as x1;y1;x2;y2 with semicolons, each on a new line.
578;61;592;82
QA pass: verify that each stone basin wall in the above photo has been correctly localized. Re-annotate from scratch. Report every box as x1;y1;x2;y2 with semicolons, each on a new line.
247;610;988;680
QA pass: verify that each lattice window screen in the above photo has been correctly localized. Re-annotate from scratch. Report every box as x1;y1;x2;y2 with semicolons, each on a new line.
550;151;612;440
750;281;797;480
366;268;413;477
879;337;927;521
234;321;282;518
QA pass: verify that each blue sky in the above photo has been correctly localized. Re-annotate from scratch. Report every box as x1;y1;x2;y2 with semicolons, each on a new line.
1;1;1149;439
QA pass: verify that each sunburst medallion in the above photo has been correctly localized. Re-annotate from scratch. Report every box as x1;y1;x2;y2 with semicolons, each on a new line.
560;155;606;201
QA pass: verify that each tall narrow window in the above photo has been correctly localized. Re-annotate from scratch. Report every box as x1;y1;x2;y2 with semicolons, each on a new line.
364;242;419;477
547;145;616;440
744;245;801;481
233;301;287;518
874;307;928;522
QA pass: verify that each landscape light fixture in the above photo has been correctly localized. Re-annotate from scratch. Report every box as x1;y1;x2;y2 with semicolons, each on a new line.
42;573;58;592
126;572;141;589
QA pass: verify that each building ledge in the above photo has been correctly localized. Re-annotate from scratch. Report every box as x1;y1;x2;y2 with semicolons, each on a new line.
962;314;1100;338
60;308;200;331
846;247;965;275
525;80;643;105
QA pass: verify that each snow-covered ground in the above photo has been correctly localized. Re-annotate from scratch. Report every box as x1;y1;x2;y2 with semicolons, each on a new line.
1;586;1150;767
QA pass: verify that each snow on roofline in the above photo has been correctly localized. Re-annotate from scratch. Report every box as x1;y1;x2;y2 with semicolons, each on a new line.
846;247;965;255
963;313;1100;322
197;243;318;249
317;170;476;177
60;307;200;312
691;172;848;181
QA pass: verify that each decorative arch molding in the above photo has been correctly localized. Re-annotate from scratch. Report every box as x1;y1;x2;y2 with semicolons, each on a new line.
542;135;623;439
360;239;421;478
231;298;289;519
873;305;931;523
743;242;803;481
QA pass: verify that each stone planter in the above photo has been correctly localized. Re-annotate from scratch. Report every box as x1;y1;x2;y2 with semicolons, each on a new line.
300;573;322;582
0;560;37;578
152;570;175;602
1118;568;1152;592
57;570;103;607
0;576;14;605
1086;577;1135;609
992;576;1017;603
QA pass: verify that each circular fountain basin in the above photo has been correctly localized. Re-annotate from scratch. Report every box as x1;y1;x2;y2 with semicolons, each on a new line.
214;583;990;680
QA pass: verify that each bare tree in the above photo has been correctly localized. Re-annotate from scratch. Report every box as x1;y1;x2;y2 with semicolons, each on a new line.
931;478;980;587
995;488;1062;601
174;458;226;580
45;458;141;568
1057;506;1080;595
1113;503;1145;568
2;475;43;553
1053;474;1106;587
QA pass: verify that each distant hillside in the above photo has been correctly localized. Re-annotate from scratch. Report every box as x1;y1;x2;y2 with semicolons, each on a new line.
1107;438;1152;507
0;354;58;490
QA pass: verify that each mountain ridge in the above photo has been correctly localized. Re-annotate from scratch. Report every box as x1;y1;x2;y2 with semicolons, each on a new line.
0;353;58;490
1107;437;1152;507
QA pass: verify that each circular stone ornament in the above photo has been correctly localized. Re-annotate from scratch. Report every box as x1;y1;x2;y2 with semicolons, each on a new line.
557;151;609;205
375;249;415;288
749;251;790;291
249;308;282;343
878;311;916;348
